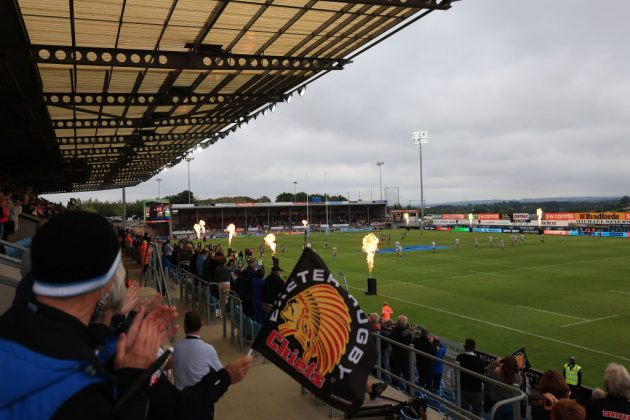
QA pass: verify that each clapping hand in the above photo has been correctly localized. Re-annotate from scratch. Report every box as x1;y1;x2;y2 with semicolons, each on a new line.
115;305;178;370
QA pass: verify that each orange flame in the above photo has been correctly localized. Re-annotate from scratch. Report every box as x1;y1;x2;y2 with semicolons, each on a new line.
362;233;379;274
226;223;236;247
264;233;277;255
301;219;308;228
199;220;206;236
468;213;474;227
403;213;410;226
193;223;201;240
536;208;543;227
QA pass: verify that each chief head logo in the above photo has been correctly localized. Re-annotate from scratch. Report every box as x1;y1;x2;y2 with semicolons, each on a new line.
278;283;351;375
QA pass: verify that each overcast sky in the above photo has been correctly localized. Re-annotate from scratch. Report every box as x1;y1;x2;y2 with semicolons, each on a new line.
44;0;630;207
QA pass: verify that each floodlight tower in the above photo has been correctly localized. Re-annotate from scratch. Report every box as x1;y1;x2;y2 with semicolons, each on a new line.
376;162;384;202
156;178;163;199
185;156;194;204
411;131;429;221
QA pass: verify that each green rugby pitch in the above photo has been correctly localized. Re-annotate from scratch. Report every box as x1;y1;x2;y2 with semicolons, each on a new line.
205;229;630;387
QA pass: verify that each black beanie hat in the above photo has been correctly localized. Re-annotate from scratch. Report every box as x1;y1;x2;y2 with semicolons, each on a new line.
32;211;121;297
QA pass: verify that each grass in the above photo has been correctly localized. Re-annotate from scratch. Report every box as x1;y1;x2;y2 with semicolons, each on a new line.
203;229;630;387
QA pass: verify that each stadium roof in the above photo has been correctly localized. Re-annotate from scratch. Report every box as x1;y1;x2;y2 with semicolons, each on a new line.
1;0;455;193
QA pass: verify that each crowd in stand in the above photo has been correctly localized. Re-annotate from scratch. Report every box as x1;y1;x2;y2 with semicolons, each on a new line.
1;211;252;419
0;178;64;242
3;205;630;419
367;304;630;420
172;214;382;231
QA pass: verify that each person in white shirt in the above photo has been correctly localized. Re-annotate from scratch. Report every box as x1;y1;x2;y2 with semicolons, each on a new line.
394;241;402;257
431;241;436;254
173;311;223;390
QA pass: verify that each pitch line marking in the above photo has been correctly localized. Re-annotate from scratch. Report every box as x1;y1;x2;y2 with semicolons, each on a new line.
560;315;619;328
349;286;630;362
414;255;628;284
382;279;426;288
470;271;503;277
517;305;587;320
610;290;630;296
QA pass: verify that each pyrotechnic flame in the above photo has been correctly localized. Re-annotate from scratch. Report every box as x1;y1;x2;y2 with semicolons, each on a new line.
264;233;277;255
226;223;236;247
199;220;206;235
193;223;201;240
362;233;379;275
403;213;410;226
536;208;543;227
468;213;474;227
302;219;308;228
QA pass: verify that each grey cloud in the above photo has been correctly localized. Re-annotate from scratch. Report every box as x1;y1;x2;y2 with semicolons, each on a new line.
45;0;630;207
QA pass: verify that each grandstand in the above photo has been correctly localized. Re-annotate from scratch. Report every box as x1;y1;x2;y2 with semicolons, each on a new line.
3;0;629;418
171;200;387;232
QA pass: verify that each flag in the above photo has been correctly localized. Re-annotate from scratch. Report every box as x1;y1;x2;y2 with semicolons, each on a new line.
252;247;377;414
512;347;531;371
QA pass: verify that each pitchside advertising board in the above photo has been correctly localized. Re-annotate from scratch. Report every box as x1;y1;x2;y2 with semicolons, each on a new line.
252;248;376;414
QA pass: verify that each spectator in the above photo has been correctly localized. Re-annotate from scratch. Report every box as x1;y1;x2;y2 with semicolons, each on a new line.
163;239;174;263
550;399;586;420
381;301;393;321
563;356;582;398
261;259;285;314
250;267;266;323
485;355;523;420
235;258;256;317
196;249;208;279
531;370;570;420
389;315;413;390
215;256;232;315
432;337;446;392
584;362;630;420
456;338;485;417
590;388;606;400
172;311;223;389
414;328;436;389
0;211;174;418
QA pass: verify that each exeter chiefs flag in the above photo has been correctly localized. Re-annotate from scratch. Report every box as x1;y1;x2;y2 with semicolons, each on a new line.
252;247;377;414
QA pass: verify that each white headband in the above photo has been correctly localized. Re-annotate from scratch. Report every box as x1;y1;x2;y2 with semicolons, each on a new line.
33;252;123;297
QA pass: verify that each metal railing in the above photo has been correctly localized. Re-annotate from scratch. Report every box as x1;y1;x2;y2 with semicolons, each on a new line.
0;239;27;265
373;332;527;420
167;263;253;354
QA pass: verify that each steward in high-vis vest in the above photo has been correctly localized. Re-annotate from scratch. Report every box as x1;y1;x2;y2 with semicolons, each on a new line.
563;356;582;396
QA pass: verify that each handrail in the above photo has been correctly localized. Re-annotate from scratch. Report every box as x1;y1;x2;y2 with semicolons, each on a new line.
0;239;27;253
374;332;527;420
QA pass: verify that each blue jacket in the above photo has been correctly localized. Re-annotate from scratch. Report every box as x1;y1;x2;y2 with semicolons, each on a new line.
0;338;105;419
0;302;147;419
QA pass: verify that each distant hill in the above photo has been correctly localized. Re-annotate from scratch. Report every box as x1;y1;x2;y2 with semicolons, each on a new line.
432;196;621;206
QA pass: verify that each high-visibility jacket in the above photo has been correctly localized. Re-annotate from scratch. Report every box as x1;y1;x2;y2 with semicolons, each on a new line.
381;305;393;321
564;363;581;386
140;243;152;265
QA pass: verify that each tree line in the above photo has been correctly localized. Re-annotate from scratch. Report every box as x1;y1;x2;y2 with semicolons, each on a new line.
66;191;629;218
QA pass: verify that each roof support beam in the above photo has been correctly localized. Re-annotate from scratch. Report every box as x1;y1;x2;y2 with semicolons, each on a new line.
321;0;452;9
43;92;274;107
30;45;348;71
56;130;218;146
51;115;235;129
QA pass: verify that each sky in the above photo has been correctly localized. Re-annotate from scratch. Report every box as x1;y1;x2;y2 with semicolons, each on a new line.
44;0;630;207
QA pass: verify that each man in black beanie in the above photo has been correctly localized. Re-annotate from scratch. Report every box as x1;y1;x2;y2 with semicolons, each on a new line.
261;257;285;313
0;211;176;419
